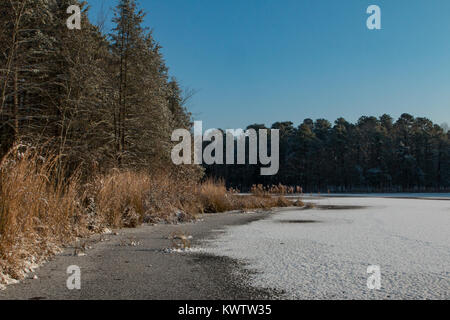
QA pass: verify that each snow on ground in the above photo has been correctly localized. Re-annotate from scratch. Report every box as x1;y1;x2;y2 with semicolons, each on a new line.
202;197;450;299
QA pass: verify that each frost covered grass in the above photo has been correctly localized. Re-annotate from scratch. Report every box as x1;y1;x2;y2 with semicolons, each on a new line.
0;148;301;287
90;170;152;228
0;146;83;283
199;179;302;213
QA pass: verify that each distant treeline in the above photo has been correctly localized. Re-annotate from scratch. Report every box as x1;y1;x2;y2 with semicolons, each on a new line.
0;0;200;179
204;114;450;193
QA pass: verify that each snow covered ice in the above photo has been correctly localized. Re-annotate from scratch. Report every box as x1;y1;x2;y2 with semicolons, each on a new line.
202;197;450;299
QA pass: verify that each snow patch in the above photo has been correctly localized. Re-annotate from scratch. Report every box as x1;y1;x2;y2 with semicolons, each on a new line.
203;197;450;299
163;247;204;254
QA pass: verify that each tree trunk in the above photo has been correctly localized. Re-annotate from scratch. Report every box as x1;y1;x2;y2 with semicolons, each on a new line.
13;66;19;139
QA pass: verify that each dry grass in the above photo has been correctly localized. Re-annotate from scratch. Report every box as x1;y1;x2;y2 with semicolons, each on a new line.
198;179;235;213
89;170;150;228
83;170;202;229
169;231;192;250
251;183;304;196
0;148;304;286
304;202;317;209
200;178;304;213
0;146;84;280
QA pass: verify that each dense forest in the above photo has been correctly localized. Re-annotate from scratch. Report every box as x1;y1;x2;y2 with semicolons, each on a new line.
1;1;449;193
0;0;199;179
205;115;450;193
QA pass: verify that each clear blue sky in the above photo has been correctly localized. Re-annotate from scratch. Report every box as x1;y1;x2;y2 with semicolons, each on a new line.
87;0;450;130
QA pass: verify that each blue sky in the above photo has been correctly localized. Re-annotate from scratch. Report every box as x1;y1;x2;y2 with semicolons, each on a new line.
87;0;450;130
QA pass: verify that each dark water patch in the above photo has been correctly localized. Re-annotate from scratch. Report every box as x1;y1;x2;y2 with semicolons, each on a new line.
190;253;284;299
277;220;320;224
316;205;368;210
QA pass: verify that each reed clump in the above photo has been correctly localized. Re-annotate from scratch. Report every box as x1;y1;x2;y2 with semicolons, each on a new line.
0;148;303;286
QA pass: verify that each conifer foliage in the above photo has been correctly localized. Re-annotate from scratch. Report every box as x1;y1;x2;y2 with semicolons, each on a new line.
0;0;193;176
206;115;450;192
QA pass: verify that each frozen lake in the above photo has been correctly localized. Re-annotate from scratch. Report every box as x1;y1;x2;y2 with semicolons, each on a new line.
288;193;450;200
203;197;450;299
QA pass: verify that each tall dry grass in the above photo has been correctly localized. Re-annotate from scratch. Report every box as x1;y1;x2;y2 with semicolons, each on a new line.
198;179;234;213
90;170;150;228
86;170;203;228
0;148;303;285
251;183;304;196
199;178;302;213
0;146;83;279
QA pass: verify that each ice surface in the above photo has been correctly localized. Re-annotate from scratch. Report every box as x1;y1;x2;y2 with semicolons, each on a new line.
203;197;450;299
